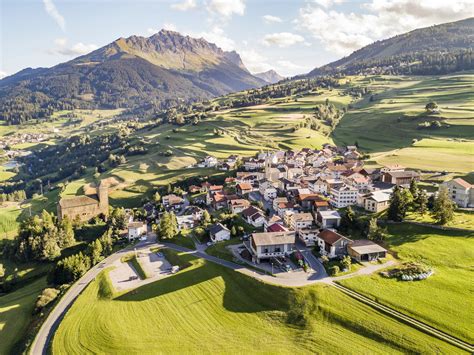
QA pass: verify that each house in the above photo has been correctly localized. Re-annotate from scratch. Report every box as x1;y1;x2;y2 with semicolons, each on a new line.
176;215;196;230
162;194;184;210
188;185;201;194
266;222;288;233
273;197;288;211
309;178;328;194
348;240;387;261
361;190;392;212
209;223;231;242
277;202;296;218
263;215;283;231
290;212;314;231
316;210;341;228
242;206;265;227
236;182;253;196
298;228;319;246
442;178;474;208
382;171;420;186
314;200;330;212
316;229;351;258
330;184;358;208
245;231;296;263
204;155;218;167
229;199;251;214
297;193;324;210
57;180;109;222
345;173;370;191
127;221;147;241
259;180;277;200
182;206;204;221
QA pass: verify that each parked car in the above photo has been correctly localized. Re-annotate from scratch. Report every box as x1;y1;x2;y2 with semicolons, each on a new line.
206;241;214;247
139;236;147;241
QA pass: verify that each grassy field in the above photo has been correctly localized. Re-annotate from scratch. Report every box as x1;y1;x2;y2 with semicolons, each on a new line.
52;250;459;354
333;73;474;172
405;210;474;230
0;277;47;354
339;223;474;343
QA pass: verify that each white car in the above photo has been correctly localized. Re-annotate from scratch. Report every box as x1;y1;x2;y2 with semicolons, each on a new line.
139;236;147;241
206;241;214;247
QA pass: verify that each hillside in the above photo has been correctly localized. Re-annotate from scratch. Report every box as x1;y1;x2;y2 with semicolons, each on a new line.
254;69;285;84
308;17;474;76
0;30;266;124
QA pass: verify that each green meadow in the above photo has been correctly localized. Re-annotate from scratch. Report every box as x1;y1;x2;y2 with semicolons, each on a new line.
52;250;458;354
339;224;474;343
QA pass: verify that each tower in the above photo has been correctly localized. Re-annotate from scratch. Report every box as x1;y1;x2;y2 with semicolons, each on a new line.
97;180;109;215
265;153;273;181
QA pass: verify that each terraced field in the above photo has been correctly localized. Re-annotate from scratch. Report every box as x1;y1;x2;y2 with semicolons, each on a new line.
52;250;458;354
339;224;474;343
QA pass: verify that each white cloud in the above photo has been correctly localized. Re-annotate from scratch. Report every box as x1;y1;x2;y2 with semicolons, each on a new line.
193;26;236;51
147;28;160;35
148;23;177;35
0;70;8;79
206;0;245;17
50;39;98;56
313;0;343;8
170;0;197;11
240;49;272;73
43;0;65;32
263;15;282;24
298;0;474;55
262;32;305;47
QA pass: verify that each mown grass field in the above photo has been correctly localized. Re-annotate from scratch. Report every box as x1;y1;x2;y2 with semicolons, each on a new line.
52;250;459;354
333;73;474;173
405;210;474;230
339;223;474;343
0;277;47;354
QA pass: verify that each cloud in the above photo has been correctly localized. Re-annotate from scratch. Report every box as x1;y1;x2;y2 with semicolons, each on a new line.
170;0;197;11
43;0;65;32
298;0;474;55
50;39;98;56
206;0;245;17
240;50;272;73
313;0;343;8
148;23;178;34
263;15;282;24
193;26;236;51
0;70;7;79
262;32;305;47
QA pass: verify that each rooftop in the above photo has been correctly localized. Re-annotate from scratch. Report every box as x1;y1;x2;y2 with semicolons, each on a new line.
59;195;98;209
349;240;387;254
252;231;296;246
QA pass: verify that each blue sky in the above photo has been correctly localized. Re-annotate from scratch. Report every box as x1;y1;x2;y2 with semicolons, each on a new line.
1;0;473;78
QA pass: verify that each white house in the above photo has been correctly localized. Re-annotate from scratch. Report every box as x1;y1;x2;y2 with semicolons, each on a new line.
316;229;351;258
245;231;296;263
259;180;277;200
309;178;328;194
330;184;358;208
209;223;231;242
442;178;474;208
204;156;218;167
298;228;319;246
316;210;341;228
127;221;147;241
290;212;314;231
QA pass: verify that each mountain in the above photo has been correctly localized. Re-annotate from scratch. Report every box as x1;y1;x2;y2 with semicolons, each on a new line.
254;69;285;84
0;30;266;124
308;17;474;76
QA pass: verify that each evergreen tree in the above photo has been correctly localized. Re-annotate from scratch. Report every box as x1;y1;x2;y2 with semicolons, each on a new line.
155;211;178;239
417;190;428;216
340;206;355;233
409;179;420;202
432;186;455;225
201;210;211;226
89;239;103;265
231;226;237;237
387;186;412;221
100;228;114;256
58;216;75;248
41;232;61;261
0;264;5;279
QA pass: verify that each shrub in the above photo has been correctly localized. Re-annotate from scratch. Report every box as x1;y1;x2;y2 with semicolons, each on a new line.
35;288;60;312
329;265;340;276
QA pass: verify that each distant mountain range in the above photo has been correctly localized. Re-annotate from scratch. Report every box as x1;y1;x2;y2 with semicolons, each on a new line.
308;17;474;76
0;30;266;124
254;69;285;84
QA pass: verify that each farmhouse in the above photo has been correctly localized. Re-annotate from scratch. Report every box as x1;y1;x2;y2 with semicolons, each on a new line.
57;180;109;222
236;182;253;196
348;240;387;261
246;231;296;263
127;221;147;241
361;190;392;213
316;210;341;228
382;170;420;186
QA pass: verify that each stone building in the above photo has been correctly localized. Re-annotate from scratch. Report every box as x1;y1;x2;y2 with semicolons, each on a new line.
57;180;109;222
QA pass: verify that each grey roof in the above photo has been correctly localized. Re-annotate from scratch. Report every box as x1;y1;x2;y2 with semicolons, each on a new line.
252;231;296;246
349;240;387;254
209;223;229;235
59;195;98;208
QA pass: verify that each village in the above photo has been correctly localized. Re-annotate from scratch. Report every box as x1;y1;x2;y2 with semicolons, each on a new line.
55;142;463;288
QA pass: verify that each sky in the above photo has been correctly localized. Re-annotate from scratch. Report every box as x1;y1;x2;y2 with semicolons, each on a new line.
1;0;473;78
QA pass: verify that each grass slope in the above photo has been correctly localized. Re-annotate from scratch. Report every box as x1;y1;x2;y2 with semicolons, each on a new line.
52;250;458;354
0;277;47;354
339;224;474;343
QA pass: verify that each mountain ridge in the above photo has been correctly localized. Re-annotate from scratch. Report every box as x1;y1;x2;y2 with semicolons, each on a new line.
254;69;285;84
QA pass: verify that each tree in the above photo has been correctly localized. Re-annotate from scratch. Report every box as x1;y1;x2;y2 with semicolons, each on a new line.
367;218;387;242
201;210;211;226
230;226;237;237
329;265;339;276
153;191;161;204
88;239;103;265
42;232;61;261
155;211;178;239
100;229;113;256
58;216;75;248
417;190;428;216
432;186;455;225
387;186;412;222
425;101;439;113
409;179;420;202
108;207;127;232
0;264;4;279
341;256;351;271
340;206;355;233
